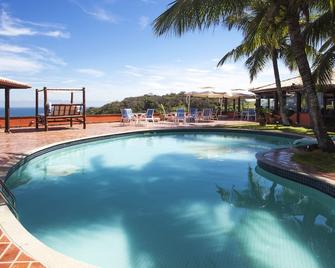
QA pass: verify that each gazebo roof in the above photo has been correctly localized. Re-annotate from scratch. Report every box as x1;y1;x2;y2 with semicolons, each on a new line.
251;76;303;94
0;77;31;89
251;74;335;94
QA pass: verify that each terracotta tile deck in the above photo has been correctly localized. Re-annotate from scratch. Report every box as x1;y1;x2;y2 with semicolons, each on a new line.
0;227;45;268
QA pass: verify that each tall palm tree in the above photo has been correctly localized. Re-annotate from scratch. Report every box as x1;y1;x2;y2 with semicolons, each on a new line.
267;0;335;152
153;0;335;152
218;7;291;125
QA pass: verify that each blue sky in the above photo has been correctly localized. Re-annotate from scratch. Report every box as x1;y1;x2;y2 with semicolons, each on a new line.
0;0;295;107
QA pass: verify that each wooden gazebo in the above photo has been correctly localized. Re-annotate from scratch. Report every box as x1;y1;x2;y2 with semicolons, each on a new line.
35;87;86;131
0;77;31;133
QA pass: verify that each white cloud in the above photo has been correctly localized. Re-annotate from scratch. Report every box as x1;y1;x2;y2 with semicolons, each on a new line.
0;55;40;73
71;0;118;23
76;68;105;77
140;0;157;4
0;8;70;38
0;43;29;53
0;43;66;73
139;16;149;30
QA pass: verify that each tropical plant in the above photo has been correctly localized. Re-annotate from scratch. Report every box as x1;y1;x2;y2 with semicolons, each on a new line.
265;0;335;152
218;2;291;125
153;0;335;152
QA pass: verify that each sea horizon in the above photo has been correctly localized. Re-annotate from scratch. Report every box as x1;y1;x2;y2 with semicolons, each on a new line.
0;107;44;117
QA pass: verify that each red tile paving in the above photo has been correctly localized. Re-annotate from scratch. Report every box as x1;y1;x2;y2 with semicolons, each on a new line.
0;227;45;268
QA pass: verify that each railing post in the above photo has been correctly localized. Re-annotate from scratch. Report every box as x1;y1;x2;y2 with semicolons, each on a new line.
43;87;48;131
82;87;86;129
4;88;10;133
35;89;39;129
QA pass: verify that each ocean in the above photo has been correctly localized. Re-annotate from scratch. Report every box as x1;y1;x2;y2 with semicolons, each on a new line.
0;107;43;117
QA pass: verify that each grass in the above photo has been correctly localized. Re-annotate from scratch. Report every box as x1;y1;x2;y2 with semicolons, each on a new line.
222;123;335;173
223;123;335;137
292;150;335;173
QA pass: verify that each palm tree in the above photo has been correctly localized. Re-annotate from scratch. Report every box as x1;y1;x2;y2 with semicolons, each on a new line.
218;7;291;125
265;0;335;152
153;0;335;152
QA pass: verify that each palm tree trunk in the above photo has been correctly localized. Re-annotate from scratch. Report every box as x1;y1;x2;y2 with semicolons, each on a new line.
287;12;335;152
271;49;290;125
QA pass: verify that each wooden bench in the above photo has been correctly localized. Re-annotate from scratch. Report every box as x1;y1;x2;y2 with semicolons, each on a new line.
35;87;86;131
36;104;86;131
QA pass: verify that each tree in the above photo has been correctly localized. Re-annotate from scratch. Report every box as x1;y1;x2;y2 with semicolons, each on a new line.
153;0;335;152
218;3;292;125
274;0;335;151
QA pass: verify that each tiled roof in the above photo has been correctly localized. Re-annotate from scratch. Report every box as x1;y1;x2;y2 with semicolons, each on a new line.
251;74;335;93
0;77;31;89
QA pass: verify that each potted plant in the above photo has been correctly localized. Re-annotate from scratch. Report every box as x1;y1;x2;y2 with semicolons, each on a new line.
256;107;267;126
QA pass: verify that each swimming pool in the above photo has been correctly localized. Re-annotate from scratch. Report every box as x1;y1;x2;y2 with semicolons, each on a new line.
6;131;335;268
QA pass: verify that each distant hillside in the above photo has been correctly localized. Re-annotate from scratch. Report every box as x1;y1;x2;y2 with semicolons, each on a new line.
87;92;228;114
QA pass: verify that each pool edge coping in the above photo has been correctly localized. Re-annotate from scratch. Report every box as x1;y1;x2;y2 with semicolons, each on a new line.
256;148;335;197
3;126;334;267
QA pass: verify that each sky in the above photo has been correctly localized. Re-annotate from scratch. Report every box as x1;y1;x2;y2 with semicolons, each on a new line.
0;0;297;107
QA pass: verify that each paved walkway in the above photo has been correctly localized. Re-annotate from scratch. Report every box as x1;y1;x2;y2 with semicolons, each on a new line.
0;227;45;268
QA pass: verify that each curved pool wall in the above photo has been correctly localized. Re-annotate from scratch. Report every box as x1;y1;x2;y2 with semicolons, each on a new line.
5;129;335;268
5;128;303;180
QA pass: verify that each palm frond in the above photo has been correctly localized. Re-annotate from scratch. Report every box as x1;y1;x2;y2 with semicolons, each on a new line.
245;46;270;81
153;0;248;36
217;44;247;66
312;38;335;85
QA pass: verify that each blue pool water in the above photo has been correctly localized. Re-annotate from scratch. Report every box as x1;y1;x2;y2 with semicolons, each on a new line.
6;132;335;268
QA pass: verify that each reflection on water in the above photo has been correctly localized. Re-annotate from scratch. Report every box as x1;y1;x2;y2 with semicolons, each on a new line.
6;132;335;268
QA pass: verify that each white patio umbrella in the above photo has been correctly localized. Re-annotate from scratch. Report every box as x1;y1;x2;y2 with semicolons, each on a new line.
224;89;256;99
185;90;227;111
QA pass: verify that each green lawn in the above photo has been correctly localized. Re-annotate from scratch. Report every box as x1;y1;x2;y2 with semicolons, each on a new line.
221;123;335;173
223;123;335;137
292;150;335;173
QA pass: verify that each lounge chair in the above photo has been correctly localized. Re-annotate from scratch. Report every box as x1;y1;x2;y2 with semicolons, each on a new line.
120;108;136;124
188;108;198;123
175;108;186;123
201;108;213;121
139;109;159;124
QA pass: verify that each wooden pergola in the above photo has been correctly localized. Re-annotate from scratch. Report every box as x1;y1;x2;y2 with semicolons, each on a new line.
0;77;31;133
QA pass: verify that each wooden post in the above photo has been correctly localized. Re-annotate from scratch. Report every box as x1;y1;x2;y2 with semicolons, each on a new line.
35;89;39;129
82;87;86;129
233;99;236;111
4;88;10;133
267;97;271;109
224;98;228;113
296;92;302;125
43;87;48;131
70;92;74;127
238;97;241;113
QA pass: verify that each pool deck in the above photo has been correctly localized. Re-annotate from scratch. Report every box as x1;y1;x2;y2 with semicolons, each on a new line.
0;120;334;267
